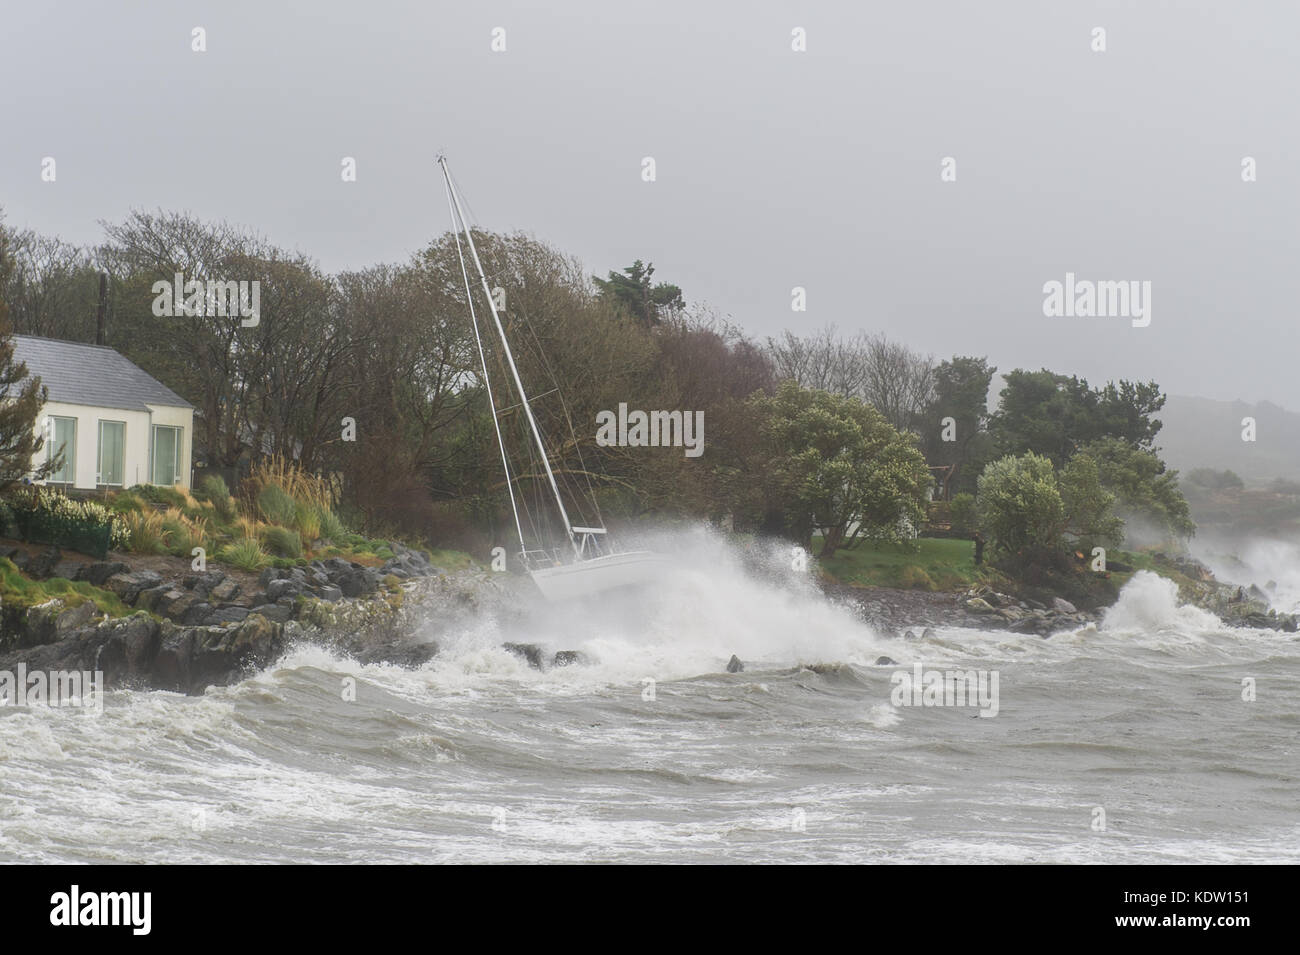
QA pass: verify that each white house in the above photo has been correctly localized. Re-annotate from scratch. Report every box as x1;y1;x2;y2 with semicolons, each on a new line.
13;335;195;491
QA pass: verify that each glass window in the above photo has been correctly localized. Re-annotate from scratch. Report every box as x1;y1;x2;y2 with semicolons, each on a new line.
48;416;76;484
98;420;125;486
152;425;180;485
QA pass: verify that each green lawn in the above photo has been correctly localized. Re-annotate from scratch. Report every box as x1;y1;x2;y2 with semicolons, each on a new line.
815;536;1002;591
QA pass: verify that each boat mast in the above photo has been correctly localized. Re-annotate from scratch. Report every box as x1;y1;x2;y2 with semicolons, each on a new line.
438;157;579;557
440;161;527;557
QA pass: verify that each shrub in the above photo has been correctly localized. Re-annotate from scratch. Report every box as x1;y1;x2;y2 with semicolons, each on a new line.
197;474;229;501
295;501;321;542
123;510;169;554
7;487;130;555
161;509;208;558
899;565;936;590
261;525;302;558
107;491;145;515
129;484;189;510
950;493;977;536
199;475;238;522
257;484;297;526
217;537;268;571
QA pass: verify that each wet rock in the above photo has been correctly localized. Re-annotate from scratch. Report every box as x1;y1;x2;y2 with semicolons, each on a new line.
553;650;587;668
80;560;130;586
120;615;162;675
502;642;544;669
203;606;248;626
183;570;226;597
105;570;164;604
249;604;291;624
1051;597;1078;614
159;591;198;622
726;654;744;673
26;547;64;579
258;567;287;587
336;570;368;598
209;578;240;603
920;628;935;640
55;600;97;635
51;559;83;581
901;630;916;641
266;578;301;601
965;597;996;613
181;601;213;626
358;641;439;667
874;656;899;666
150;627;196;692
134;585;173;613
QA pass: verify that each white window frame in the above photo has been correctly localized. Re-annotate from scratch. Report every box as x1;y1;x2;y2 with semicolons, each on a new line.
151;424;182;486
47;415;77;484
97;419;126;487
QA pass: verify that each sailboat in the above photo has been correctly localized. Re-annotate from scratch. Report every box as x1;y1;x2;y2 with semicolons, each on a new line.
438;156;668;601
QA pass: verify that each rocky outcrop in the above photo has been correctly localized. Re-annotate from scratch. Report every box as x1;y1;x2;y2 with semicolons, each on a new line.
0;548;496;694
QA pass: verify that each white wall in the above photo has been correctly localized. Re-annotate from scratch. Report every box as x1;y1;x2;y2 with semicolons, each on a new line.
34;400;194;491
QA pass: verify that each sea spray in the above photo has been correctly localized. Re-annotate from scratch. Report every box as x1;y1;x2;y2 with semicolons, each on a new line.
1101;571;1222;634
420;524;902;682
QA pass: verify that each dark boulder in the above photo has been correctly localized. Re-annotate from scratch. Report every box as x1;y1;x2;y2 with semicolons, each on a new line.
249;604;292;624
80;561;130;586
726;654;744;673
105;570;164;604
27;547;63;579
502;642;544;669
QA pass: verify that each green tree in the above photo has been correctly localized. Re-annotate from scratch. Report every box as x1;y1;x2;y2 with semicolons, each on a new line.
1079;437;1194;540
917;355;996;494
990;369;1165;466
0;214;53;490
593;260;683;326
750;380;931;558
976;451;1120;560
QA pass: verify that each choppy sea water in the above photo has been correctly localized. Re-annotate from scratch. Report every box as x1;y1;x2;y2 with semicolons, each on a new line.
1;535;1296;864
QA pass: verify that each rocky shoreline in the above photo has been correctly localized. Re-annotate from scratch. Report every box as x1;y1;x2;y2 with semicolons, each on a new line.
3;541;1295;695
0;541;500;694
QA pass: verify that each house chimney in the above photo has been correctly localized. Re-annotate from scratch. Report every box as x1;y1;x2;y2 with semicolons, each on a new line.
95;272;107;345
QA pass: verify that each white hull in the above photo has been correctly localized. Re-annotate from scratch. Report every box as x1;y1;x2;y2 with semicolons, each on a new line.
529;551;669;602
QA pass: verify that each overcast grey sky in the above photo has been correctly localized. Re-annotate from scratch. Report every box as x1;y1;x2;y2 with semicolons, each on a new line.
3;0;1296;406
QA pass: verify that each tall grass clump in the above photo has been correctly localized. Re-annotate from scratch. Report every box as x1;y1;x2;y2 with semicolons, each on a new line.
257;484;297;526
295;501;321;542
124;510;169;554
261;525;302;558
317;507;347;542
247;456;333;512
217;537;268;572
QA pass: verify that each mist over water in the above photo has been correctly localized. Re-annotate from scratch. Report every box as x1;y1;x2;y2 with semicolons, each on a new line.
2;529;1297;863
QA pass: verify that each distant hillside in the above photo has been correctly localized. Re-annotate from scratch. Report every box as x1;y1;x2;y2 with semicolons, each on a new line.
1158;395;1300;485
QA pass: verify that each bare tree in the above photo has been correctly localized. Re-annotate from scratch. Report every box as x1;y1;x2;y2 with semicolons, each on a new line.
766;326;934;433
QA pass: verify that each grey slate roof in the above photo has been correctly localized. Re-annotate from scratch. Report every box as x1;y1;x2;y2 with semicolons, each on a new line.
11;335;193;412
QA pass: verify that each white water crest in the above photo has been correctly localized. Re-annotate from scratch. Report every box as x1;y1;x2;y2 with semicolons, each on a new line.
1101;571;1223;635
